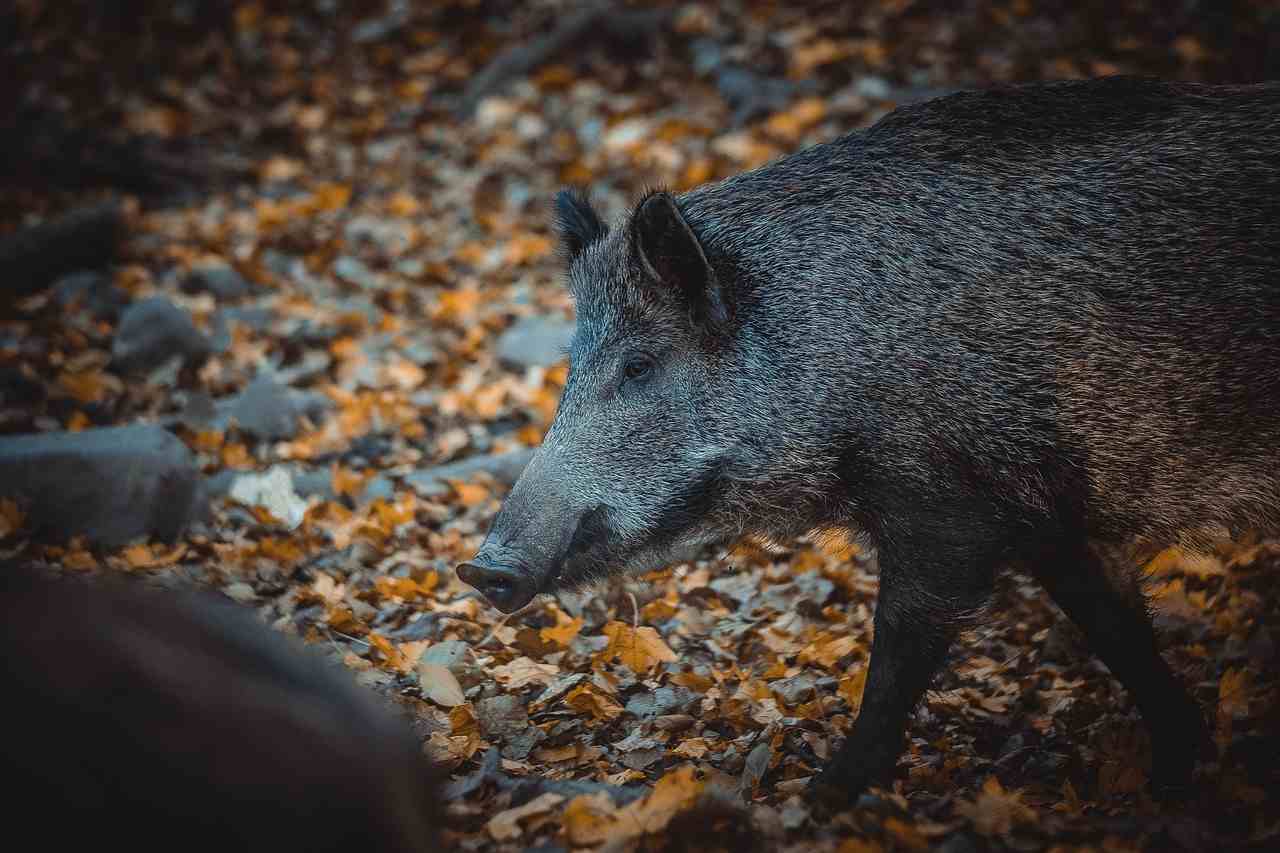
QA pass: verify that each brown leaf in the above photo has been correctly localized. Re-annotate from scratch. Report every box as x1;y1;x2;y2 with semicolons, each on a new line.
956;776;1037;836
418;662;467;707
564;682;624;721
487;792;564;841
0;498;27;538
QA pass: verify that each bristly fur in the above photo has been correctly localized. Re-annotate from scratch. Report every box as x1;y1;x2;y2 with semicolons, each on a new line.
554;187;608;258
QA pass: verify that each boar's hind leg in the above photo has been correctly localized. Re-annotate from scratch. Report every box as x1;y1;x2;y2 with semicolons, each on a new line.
812;538;995;802
1032;542;1212;796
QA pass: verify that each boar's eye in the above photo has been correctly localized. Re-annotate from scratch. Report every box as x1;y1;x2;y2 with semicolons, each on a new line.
621;353;656;384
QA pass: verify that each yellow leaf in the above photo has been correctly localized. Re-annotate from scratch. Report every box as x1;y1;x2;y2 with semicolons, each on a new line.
563;792;618;847
448;479;490;507
386;191;421;217
368;632;408;672
600;621;677;673
119;542;187;570
563;683;624;721
630;765;705;833
540;611;583;648
838;667;867;712
311;182;351;211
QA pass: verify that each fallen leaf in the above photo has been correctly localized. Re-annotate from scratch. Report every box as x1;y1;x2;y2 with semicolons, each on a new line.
599;621;678;673
956;776;1037;836
487;792;564;841
418;662;467;707
0;498;26;537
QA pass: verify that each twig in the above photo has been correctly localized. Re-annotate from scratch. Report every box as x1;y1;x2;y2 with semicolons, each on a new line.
453;4;669;118
627;590;639;630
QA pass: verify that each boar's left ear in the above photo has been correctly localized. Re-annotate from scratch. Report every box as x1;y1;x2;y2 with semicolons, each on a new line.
632;191;730;332
555;188;608;259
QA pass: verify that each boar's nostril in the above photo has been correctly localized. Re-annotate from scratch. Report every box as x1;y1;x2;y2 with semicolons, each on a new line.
456;559;537;614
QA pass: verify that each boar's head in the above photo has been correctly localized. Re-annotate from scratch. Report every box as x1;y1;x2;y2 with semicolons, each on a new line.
458;189;751;612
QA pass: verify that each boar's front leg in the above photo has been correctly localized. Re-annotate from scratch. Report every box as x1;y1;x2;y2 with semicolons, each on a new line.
811;531;997;802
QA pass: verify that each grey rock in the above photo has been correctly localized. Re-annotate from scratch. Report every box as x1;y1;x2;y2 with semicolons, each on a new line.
422;639;485;689
404;448;535;499
351;0;409;43
495;315;574;369
475;694;529;740
855;75;893;101
345;216;415;256
0;424;204;547
332;255;378;290
53;270;128;320
183;264;252;300
223;582;257;603
620;748;664;770
111;297;211;374
229;376;331;441
624;686;697;719
218;304;276;334
363;474;396;502
772;674;817;706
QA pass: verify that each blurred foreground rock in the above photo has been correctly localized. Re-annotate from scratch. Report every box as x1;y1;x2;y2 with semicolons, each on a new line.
1;563;441;852
0;424;204;547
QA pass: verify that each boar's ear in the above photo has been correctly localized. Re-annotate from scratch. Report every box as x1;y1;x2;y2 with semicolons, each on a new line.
554;188;608;259
632;191;729;332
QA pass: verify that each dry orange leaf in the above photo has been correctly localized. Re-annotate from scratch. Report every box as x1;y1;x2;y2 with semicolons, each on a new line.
563;792;618;846
0;498;25;538
599;621;677;673
386;191;421;217
563;683;624;721
58;370;119;404
1218;667;1249;719
539;611;583;648
838;667;868;713
448;479;490;507
118;542;187;570
368;632;409;672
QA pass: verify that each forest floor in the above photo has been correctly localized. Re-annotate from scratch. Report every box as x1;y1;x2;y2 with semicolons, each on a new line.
2;2;1278;851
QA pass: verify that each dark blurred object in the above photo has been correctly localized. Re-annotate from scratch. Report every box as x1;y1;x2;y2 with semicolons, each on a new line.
0;201;123;302
0;563;441;852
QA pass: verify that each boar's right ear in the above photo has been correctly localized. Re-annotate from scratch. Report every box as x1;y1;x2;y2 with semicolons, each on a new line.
632;191;729;333
554;188;608;259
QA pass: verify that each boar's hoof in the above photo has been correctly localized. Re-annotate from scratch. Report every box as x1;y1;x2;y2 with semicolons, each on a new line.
806;767;869;809
1149;712;1215;801
457;556;537;613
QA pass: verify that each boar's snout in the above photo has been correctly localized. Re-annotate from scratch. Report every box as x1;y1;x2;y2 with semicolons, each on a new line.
456;547;539;613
